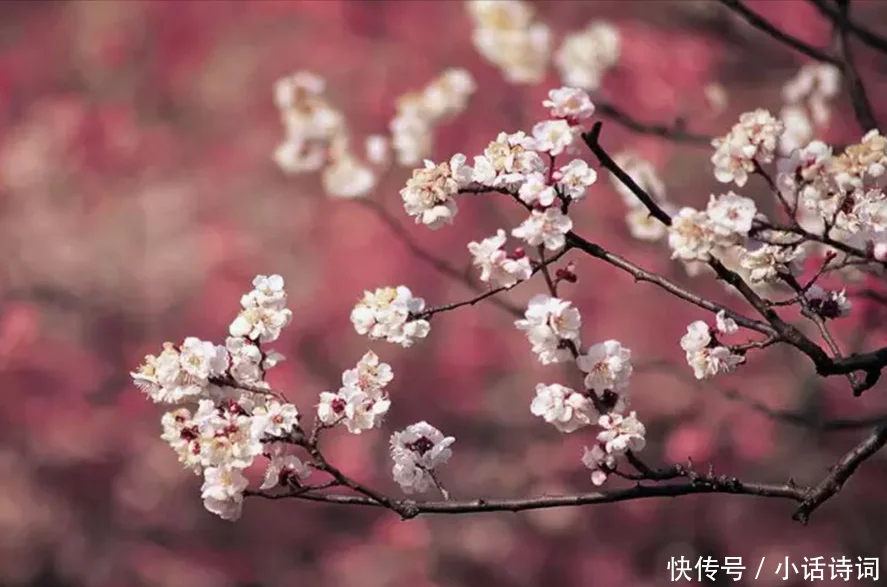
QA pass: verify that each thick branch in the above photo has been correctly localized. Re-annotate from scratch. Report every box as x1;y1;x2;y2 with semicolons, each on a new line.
249;477;806;518
793;421;887;523
832;0;880;132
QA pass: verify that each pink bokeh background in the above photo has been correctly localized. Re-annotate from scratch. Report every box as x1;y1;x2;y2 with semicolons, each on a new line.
2;1;887;586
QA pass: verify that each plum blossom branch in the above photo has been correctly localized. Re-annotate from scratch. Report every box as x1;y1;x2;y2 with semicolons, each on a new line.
717;0;841;66
247;475;807;517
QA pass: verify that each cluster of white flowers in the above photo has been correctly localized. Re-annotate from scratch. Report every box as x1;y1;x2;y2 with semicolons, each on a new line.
515;294;582;364
400;154;473;228
350;286;431;347
779;64;842;155
391;69;476;166
584;407;646;487
397;87;598;262
531;383;594;433
467;229;533;288
272;72;378;198
610;152;671;241
667;191;758;262
134;275;306;521
317;351;393;434
466;0;551;84
389;421;454;494
555;21;621;92
680;318;744;380
711;109;784;187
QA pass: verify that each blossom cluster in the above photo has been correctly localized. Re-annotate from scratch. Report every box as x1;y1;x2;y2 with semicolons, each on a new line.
680;314;744;380
555;21;621;92
779;63;842;155
350;286;431;347
526;325;645;485
398;86;597;267
391;69;476;166
272;72;378;198
389;422;455;494
465;1;621;93
466;0;551;84
133;275;303;520
711;108;784;187
134;274;460;519
272;68;475;199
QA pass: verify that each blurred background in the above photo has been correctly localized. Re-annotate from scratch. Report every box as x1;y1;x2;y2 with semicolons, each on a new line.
2;0;887;585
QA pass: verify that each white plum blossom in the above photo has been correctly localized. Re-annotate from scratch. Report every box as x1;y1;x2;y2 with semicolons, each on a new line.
316;351;393;434
680;321;743;380
712;109;784;187
555;21;621;91
342;351;393;393
680;320;712;353
740;244;805;284
467;0;551;84
230;275;294;343
391;69;476;165
706;192;757;237
472;131;545;186
132;340;227;404
531;119;575;156
467;229;533;288
201;466;249;521
576;340;632;392
687;345;745;380
390;422;454;494
350;286;431;347
555;159;598;200
715;310;739;335
512;207;573;251
400;154;472;229
318;385;391;434
252;400;299;439
582;444;616;486
597;411;646;455
322;151;377;199
542;86;596;120
668;207;717;261
530;383;593;433
518;172;558;207
260;452;312;491
515;294;582;364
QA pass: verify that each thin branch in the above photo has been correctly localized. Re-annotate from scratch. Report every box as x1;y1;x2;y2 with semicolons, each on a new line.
415;248;569;319
793;421;887;523
564;233;776;336
357;198;524;318
806;0;887;57
718;0;842;65
594;101;713;146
